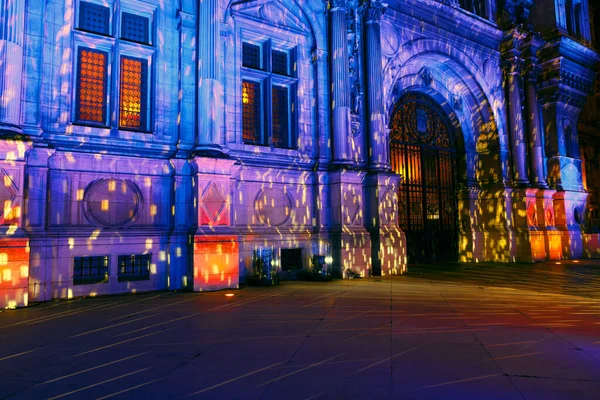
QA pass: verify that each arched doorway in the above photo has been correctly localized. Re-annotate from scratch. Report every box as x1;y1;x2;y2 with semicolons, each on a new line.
389;93;458;263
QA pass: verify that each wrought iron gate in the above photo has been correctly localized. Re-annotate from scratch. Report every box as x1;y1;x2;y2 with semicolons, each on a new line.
389;93;458;263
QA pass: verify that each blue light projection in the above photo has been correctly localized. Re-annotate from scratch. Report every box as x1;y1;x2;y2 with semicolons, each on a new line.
0;0;598;308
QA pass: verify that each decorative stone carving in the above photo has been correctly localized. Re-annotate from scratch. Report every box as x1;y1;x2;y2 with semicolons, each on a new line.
361;0;386;22
545;203;555;226
527;199;537;226
0;168;17;223
379;189;395;224
343;189;360;225
452;94;463;112
574;206;584;225
200;182;226;223
84;178;141;228
561;162;581;188
501;0;534;27
419;67;433;86
260;3;284;24
254;188;292;227
380;20;400;57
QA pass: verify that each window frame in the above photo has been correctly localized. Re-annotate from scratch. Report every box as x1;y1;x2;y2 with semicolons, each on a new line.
73;255;110;285
72;0;155;133
117;253;151;282
240;35;298;149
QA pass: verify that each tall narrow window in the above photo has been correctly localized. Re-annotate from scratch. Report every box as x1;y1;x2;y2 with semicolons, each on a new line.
74;1;154;132
241;39;297;148
119;56;148;130
242;80;261;143
272;85;289;148
75;48;108;125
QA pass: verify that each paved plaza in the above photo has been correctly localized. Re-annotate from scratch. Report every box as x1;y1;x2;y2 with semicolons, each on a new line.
1;260;600;399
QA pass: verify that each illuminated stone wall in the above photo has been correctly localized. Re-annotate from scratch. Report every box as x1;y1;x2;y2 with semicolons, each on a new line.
0;0;598;307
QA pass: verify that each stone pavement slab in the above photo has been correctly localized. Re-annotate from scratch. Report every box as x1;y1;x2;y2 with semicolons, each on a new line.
1;261;600;399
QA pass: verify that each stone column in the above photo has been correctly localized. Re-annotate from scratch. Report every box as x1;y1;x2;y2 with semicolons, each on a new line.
197;0;225;155
524;63;546;188
329;0;351;164
169;158;195;290
0;0;25;133
503;55;529;185
178;9;197;153
363;0;389;170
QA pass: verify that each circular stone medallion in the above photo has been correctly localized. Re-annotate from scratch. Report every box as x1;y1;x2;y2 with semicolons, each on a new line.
254;188;292;227
84;178;141;228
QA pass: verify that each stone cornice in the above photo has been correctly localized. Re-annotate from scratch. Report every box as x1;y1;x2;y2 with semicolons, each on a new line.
386;0;502;50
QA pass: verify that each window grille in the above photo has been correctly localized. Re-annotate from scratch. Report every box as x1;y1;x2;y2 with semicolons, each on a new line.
73;256;109;285
242;80;261;143
79;1;110;35
272;50;288;76
119;56;148;130
121;12;150;44
272;85;289;147
117;254;151;282
242;42;262;70
76;48;108;125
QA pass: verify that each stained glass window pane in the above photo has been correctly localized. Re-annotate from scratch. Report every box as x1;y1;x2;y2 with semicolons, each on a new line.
242;80;261;144
119;56;148;130
121;12;150;44
79;2;110;35
242;42;262;70
272;50;288;76
76;48;108;125
272;85;289;148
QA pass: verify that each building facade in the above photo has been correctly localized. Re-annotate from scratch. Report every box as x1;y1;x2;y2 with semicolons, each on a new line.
0;0;598;308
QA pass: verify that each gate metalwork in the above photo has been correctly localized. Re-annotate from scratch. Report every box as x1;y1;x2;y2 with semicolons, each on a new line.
389;93;458;263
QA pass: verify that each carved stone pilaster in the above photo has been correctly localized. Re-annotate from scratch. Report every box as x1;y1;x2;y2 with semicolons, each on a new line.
197;0;226;156
522;34;546;188
328;0;352;165
537;35;599;189
0;0;26;134
362;0;389;170
501;29;529;185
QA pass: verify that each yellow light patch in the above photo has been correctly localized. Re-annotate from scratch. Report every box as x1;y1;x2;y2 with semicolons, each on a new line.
2;268;11;281
101;199;109;211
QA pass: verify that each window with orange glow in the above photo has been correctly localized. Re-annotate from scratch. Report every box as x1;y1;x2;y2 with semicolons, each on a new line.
242;80;261;143
119;56;148;130
241;39;297;148
75;48;108;125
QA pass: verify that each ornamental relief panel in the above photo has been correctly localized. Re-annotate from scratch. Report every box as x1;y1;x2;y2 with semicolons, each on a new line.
199;181;229;226
83;178;142;228
526;198;537;227
254;187;293;227
343;188;361;225
0;167;22;226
